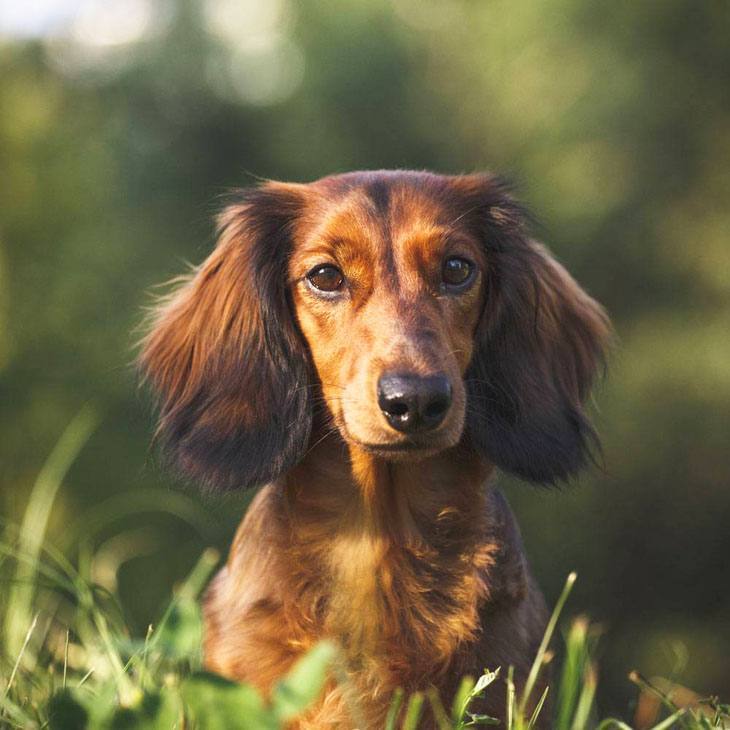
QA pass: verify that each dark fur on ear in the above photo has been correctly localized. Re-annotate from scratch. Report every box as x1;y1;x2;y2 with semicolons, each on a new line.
139;182;312;491
458;175;611;484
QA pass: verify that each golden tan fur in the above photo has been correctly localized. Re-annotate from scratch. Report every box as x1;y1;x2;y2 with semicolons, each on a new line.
140;170;610;728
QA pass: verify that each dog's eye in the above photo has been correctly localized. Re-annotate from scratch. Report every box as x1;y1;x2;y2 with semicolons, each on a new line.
442;257;474;290
306;264;344;293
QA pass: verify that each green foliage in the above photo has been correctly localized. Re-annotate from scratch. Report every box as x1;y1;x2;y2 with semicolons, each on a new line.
181;672;273;730
449;670;501;728
0;424;340;729
1;534;336;729
271;641;338;724
402;692;425;730
48;690;89;729
555;618;599;730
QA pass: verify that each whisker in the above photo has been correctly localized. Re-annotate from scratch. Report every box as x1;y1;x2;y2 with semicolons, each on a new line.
303;425;341;457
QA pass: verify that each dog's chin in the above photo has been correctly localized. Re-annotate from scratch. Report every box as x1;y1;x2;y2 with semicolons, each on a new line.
343;428;461;462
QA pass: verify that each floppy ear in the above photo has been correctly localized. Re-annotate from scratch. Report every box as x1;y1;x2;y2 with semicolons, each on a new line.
461;176;611;484
139;182;312;491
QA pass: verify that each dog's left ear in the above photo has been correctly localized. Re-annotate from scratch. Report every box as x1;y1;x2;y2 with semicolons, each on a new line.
458;175;611;484
139;182;312;491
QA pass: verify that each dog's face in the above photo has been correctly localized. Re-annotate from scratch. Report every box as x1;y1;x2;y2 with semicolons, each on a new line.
141;171;610;490
289;175;485;458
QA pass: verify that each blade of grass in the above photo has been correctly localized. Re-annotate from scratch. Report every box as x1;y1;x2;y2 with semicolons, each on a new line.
63;630;69;689
556;616;590;729
518;572;577;719
62;489;218;551
137;624;154;691
3;406;98;663
3;613;38;699
403;692;425;730
385;688;404;730
651;709;687;730
87;599;132;698
0;540;76;593
76;667;95;689
527;686;549;729
628;671;686;724
427;687;452;730
507;666;516;730
146;547;220;654
570;664;597;730
0;694;34;728
452;676;476;726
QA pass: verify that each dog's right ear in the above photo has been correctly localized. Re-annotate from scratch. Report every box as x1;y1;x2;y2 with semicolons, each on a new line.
139;182;312;491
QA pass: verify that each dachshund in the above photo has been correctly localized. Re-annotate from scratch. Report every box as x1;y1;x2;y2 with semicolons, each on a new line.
140;170;610;728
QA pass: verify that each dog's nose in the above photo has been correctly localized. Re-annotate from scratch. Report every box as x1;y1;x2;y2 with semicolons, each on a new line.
377;372;452;433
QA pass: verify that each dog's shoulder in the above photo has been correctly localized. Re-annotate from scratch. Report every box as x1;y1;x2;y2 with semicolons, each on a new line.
483;489;531;604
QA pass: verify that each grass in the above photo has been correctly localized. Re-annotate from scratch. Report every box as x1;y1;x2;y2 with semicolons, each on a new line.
0;415;727;729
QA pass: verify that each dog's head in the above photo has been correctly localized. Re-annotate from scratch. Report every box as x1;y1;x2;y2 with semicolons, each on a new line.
140;171;610;490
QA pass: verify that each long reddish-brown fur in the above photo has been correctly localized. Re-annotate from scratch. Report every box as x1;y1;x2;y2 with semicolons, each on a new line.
140;170;610;728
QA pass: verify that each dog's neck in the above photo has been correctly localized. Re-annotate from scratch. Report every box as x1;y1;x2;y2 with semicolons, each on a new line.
280;432;498;672
285;430;493;542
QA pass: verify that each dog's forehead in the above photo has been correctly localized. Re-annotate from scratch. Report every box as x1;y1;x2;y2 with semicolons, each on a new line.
300;172;461;257
314;170;452;217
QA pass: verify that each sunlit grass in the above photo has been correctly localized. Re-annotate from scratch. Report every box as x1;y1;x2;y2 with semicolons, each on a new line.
0;418;727;729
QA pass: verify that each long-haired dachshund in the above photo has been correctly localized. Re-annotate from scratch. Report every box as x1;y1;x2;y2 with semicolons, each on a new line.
140;170;610;728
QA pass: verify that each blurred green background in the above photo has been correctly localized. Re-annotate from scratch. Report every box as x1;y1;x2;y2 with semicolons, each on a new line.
1;0;728;717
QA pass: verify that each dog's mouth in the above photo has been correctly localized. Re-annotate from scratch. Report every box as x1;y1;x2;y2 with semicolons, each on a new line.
353;441;443;461
343;429;451;460
358;440;426;451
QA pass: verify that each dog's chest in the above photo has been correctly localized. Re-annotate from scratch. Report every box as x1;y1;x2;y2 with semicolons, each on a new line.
305;523;493;674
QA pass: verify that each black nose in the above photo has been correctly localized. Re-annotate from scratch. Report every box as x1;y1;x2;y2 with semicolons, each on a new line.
377;372;453;433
